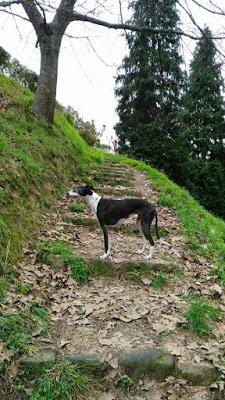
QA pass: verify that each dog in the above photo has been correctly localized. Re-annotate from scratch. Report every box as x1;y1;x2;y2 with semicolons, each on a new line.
67;184;160;260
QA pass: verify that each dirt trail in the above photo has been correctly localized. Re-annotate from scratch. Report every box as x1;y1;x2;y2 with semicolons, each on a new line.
16;161;225;399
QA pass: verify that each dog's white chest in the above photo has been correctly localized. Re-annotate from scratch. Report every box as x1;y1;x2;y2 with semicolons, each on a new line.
86;192;101;216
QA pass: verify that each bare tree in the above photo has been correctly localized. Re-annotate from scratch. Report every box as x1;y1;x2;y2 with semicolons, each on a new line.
0;0;225;123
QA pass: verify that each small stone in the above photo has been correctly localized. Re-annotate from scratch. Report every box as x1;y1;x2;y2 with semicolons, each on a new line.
118;348;175;381
210;383;218;389
21;347;57;367
66;352;107;375
178;361;218;385
211;284;222;298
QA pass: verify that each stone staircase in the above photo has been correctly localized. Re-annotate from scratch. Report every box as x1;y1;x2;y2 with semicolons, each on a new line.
18;160;224;400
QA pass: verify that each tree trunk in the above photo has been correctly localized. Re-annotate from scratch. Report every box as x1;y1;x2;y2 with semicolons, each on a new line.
33;40;61;123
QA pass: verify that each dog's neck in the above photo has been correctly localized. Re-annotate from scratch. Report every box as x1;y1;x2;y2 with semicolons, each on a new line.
85;191;101;214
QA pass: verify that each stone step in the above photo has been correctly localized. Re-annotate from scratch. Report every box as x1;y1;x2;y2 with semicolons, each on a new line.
20;347;219;386
92;171;129;180
96;186;142;197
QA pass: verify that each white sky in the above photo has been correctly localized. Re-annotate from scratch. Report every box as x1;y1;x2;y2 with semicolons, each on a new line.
0;1;225;145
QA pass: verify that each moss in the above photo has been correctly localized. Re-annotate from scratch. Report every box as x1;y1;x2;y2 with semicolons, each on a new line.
0;74;101;266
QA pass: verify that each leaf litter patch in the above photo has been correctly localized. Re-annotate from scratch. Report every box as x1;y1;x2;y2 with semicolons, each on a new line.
9;163;225;399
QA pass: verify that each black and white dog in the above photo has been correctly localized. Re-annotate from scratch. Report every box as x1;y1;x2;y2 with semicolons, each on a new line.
67;185;160;260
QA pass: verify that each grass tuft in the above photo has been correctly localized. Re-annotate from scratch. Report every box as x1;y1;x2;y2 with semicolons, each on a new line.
29;361;98;400
16;282;31;295
71;217;96;228
88;259;114;277
150;271;167;289
185;295;220;337
70;258;90;283
36;239;73;264
0;277;8;300
116;375;133;392
69;203;85;213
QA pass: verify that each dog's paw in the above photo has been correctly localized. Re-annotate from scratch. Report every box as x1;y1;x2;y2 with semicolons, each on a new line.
100;252;110;260
137;249;144;255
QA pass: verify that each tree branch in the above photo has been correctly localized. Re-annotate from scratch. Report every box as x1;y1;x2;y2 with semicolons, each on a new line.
178;0;225;57
68;11;221;40
20;0;43;37
52;0;77;34
0;8;29;21
0;1;21;6
190;0;225;16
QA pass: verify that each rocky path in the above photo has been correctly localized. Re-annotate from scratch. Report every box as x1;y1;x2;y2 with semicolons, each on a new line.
16;160;225;399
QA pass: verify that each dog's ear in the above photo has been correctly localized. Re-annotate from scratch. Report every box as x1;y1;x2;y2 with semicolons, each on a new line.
86;185;94;195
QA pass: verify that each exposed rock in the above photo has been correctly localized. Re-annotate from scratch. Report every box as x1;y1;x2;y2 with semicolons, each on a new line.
211;284;222;298
21;347;57;367
118;348;175;381
178;361;218;385
66;352;107;375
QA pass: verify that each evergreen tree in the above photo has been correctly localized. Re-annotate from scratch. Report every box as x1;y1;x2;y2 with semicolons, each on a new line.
181;27;225;163
115;0;184;175
180;27;225;218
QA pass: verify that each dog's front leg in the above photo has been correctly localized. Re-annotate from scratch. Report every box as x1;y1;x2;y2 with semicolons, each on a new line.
100;225;110;260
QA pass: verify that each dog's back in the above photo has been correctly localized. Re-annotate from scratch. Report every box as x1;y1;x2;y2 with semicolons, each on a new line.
97;197;154;226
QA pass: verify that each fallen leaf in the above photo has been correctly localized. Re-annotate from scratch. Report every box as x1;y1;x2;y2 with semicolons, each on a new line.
59;339;70;348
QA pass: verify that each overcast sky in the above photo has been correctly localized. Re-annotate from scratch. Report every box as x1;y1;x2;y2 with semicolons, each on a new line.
0;1;225;145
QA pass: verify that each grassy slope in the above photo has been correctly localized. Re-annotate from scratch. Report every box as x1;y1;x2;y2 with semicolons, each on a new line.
0;74;102;265
0;73;225;280
109;154;225;277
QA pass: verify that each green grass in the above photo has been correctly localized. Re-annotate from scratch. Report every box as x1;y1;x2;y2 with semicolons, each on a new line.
0;309;48;353
150;271;167;289
1;72;225;289
36;239;74;264
36;240;90;283
106;154;225;283
0;73;102;265
185;295;220;337
124;261;152;282
116;375;133;392
0;277;8;300
69;203;85;213
16;282;31;295
1;361;102;400
71;217;97;228
70;258;90;283
88;259;114;277
123;225;136;236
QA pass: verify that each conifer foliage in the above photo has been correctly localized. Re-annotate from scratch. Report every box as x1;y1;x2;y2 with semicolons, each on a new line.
115;0;184;173
181;27;225;163
180;27;225;218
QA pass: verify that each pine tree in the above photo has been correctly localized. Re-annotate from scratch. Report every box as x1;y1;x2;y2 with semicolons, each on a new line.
181;27;225;163
180;27;225;218
115;0;184;175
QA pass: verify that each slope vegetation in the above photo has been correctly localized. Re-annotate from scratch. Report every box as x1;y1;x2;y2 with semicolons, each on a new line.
0;74;102;265
1;74;225;399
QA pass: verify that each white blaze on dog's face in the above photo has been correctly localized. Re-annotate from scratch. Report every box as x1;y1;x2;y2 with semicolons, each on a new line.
67;185;101;214
67;185;94;197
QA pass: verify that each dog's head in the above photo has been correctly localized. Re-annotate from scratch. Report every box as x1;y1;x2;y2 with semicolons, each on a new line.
67;185;94;198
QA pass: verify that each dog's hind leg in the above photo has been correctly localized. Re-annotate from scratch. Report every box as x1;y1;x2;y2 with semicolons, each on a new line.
140;209;155;260
137;216;150;254
100;225;110;260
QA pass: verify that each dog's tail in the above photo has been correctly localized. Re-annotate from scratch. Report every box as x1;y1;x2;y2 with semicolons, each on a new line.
155;210;160;240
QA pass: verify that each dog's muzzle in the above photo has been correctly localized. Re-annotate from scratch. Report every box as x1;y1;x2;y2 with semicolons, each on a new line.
66;190;79;197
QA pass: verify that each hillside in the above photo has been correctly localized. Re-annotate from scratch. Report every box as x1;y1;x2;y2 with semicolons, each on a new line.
1;74;225;399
